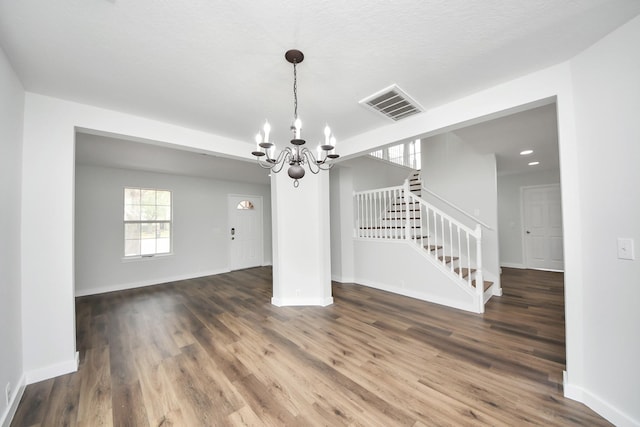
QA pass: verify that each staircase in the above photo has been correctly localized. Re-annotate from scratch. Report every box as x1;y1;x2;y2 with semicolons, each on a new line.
354;171;496;313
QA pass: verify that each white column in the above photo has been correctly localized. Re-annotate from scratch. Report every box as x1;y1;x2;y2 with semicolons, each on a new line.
329;167;354;283
270;167;333;306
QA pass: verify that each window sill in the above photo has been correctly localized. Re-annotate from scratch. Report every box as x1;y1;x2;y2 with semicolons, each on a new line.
122;253;173;263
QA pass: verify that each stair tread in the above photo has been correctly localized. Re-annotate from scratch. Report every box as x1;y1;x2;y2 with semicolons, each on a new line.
438;255;459;263
472;280;494;292
454;267;476;277
424;245;443;251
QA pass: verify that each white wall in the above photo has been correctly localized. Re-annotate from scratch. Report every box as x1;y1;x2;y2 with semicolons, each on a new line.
0;47;25;426
565;14;640;426
330;157;413;283
421;132;501;286
353;240;478;312
75;165;271;295
21;92;255;383
498;169;561;268
349;156;413;191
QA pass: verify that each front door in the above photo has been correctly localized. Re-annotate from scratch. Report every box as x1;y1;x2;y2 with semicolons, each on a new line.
228;195;263;271
523;184;564;271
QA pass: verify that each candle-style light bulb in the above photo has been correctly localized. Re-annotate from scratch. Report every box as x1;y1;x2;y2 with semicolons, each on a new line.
269;143;276;159
263;121;271;142
330;136;337;150
317;144;322;159
255;133;262;150
324;125;331;145
294;117;302;139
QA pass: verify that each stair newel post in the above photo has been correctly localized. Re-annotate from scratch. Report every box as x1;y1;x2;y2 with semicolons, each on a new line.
403;179;411;240
475;223;484;299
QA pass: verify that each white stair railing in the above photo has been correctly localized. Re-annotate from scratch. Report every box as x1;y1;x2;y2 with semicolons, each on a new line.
354;180;484;295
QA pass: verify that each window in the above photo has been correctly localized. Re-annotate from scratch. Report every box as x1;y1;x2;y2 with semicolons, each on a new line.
236;200;254;210
124;188;172;257
368;139;421;169
387;143;405;165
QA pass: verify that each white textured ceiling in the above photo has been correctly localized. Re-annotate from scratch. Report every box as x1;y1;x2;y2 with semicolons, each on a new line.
2;1;639;177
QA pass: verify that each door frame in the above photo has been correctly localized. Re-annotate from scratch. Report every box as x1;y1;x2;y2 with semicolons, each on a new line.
520;183;564;272
227;194;264;271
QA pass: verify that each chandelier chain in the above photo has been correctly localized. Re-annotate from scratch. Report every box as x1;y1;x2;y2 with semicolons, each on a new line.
293;61;298;119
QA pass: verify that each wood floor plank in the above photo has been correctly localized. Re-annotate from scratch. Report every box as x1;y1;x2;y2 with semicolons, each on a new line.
111;380;149;427
10;378;54;427
76;346;112;426
11;267;613;426
40;372;81;427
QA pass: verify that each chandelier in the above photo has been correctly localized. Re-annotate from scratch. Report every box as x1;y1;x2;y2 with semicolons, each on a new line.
251;49;339;187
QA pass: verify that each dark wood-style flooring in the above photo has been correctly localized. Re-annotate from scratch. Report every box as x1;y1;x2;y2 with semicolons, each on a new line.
11;267;611;426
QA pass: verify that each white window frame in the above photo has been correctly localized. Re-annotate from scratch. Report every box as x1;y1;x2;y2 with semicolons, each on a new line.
123;187;173;259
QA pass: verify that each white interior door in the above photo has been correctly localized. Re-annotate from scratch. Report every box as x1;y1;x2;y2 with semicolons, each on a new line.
523;185;564;271
228;195;263;271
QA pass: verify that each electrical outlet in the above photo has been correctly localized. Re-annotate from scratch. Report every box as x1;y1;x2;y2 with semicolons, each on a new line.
5;382;11;405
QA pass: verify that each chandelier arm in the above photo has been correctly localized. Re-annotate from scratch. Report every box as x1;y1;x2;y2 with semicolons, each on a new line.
255;157;276;169
300;149;322;174
304;147;337;171
317;162;335;171
270;148;293;174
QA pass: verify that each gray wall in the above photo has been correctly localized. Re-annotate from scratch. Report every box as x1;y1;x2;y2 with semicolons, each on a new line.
0;47;24;422
75;164;272;295
497;169;561;268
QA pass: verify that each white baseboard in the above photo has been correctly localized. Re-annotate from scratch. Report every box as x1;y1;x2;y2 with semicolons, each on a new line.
75;268;231;297
0;373;26;427
564;372;639;427
25;352;79;385
331;274;355;284
271;296;334;307
500;262;526;269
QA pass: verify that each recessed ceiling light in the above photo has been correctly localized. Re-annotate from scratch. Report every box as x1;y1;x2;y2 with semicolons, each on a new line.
528;161;540;166
520;150;533;155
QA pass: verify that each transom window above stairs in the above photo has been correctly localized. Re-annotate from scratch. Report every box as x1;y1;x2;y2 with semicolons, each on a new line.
370;139;421;169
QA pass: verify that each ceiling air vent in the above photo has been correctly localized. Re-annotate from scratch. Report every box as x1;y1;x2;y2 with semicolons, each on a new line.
359;84;423;121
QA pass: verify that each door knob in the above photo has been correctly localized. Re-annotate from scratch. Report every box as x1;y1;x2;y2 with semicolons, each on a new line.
526;230;531;234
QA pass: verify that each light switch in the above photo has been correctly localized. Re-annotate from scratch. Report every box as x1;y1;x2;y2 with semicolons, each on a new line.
617;238;635;260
